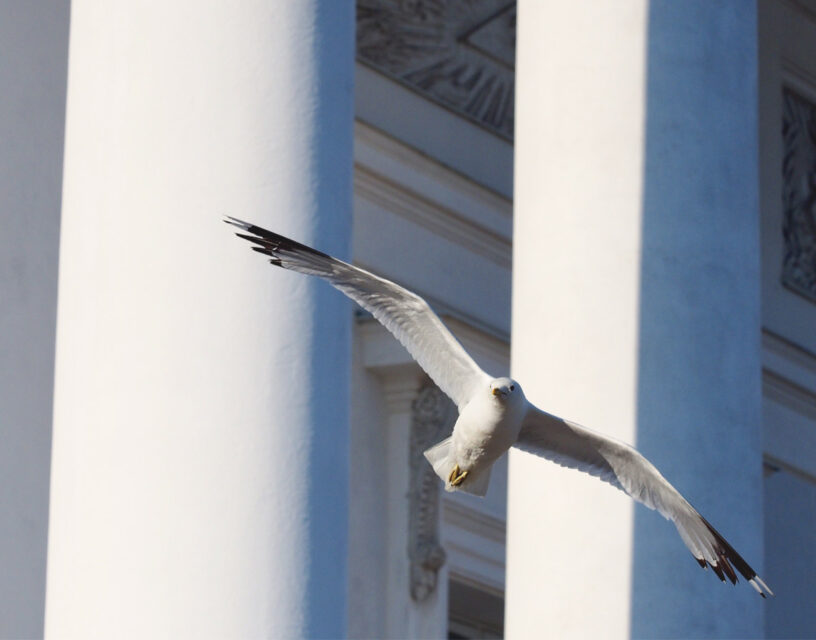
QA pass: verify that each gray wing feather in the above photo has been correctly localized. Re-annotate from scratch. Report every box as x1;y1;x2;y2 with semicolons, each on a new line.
514;405;772;597
225;217;488;409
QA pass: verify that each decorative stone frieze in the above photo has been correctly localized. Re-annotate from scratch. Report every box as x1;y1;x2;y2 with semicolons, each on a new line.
408;381;456;601
782;87;816;302
357;0;516;139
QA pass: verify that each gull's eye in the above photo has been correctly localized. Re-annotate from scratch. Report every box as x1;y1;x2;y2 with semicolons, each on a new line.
510;385;515;391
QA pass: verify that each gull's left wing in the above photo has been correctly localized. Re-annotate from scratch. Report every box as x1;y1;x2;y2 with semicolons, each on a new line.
514;405;772;597
225;217;490;410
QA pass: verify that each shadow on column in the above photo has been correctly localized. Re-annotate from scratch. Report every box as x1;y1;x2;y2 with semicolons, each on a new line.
302;2;356;637
0;2;70;638
631;1;763;637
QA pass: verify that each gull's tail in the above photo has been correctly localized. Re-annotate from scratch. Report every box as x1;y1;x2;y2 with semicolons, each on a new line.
423;437;492;497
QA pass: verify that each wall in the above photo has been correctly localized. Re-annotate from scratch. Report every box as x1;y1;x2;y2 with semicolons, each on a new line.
758;1;816;636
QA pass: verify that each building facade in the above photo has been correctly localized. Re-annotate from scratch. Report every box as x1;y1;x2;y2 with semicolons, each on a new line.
1;1;815;638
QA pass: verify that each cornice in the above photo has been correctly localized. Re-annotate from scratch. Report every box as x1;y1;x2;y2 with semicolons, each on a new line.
442;498;505;546
762;329;816;407
354;121;512;271
355;167;512;270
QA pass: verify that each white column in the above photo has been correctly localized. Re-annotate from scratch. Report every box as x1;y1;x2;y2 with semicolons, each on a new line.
508;2;762;638
45;2;354;638
0;2;69;638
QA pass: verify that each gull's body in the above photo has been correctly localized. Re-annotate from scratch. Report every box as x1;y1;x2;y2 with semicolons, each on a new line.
226;216;773;598
426;376;528;495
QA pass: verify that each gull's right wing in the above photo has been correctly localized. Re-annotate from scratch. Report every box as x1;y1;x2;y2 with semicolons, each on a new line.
225;217;489;410
514;405;773;598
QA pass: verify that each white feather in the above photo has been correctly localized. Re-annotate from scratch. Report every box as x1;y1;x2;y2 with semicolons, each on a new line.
227;217;772;598
515;405;772;596
225;216;488;410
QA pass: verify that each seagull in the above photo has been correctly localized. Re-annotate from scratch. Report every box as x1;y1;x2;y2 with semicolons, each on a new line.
225;216;773;598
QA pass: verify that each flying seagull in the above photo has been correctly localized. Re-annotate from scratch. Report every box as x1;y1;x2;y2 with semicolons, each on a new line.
225;216;772;598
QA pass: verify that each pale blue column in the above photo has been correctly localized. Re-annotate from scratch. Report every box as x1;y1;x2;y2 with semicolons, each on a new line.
632;1;763;637
45;2;354;637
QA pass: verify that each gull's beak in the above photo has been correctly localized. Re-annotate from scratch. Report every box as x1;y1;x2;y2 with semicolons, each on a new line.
492;388;501;396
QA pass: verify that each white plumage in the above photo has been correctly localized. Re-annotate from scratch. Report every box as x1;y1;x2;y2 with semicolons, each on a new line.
226;216;772;598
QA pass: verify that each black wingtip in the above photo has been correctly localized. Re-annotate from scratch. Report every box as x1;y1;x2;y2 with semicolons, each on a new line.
235;232;274;248
697;516;773;597
721;558;738;585
224;216;333;261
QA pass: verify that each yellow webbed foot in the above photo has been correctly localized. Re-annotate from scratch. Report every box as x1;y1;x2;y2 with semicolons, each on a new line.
448;464;469;487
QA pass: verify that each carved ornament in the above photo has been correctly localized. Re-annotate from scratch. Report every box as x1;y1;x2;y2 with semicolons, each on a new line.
357;0;516;139
408;381;456;601
782;87;816;302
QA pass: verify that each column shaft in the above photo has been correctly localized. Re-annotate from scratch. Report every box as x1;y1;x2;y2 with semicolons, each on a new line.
45;3;354;637
508;1;762;637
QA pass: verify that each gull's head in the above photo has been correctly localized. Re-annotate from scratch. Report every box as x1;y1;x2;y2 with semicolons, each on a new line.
490;377;522;401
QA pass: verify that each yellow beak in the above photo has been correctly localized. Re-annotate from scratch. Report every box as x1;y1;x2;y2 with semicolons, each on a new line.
492;388;500;396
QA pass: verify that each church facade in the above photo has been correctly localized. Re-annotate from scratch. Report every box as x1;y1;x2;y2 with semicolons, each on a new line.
1;1;814;638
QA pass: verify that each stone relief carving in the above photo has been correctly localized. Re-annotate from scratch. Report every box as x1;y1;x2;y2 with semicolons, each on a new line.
408;381;457;601
357;0;516;139
782;87;816;302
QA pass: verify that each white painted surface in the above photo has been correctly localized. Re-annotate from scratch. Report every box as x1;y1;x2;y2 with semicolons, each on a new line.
507;3;647;637
45;2;354;637
355;64;514;199
0;2;69;638
509;1;763;637
353;121;513;340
